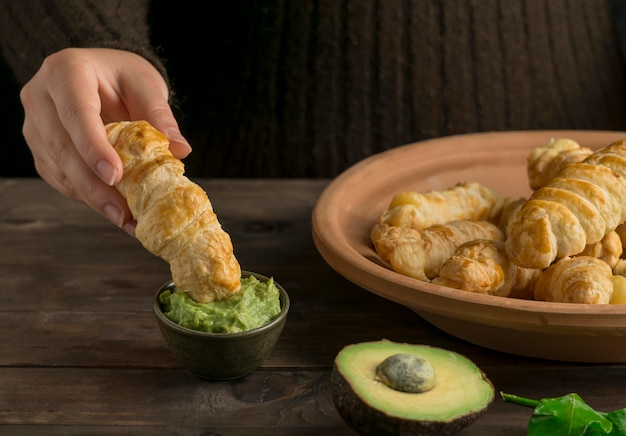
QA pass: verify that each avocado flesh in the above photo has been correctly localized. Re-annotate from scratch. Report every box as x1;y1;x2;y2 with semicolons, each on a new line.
331;340;494;435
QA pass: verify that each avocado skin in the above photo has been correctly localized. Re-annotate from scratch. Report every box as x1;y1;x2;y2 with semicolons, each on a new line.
330;361;491;436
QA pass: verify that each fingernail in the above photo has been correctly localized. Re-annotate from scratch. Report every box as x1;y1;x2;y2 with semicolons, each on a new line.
122;220;137;237
104;203;124;228
97;160;118;186
167;129;192;153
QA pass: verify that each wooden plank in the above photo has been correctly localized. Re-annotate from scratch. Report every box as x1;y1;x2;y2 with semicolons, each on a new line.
2;366;626;433
5;178;626;433
0;369;340;427
0;305;475;369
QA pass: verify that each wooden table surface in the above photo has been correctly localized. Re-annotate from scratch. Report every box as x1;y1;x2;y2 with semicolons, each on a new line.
2;177;626;435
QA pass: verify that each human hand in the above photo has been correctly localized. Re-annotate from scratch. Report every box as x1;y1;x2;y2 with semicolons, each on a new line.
19;48;191;236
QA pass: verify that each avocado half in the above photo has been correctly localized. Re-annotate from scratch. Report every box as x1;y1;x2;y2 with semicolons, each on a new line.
330;340;494;436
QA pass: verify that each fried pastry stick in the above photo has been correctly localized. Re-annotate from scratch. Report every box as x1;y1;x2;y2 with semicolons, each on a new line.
496;197;527;236
506;139;626;269
615;222;626;251
371;220;503;282
612;223;626;276
534;256;613;304
378;182;503;231
432;232;618;299
105;120;241;303
526;138;593;191
576;230;622;269
432;240;540;299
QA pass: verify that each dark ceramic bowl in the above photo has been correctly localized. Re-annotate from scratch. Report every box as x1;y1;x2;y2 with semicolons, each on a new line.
153;271;289;380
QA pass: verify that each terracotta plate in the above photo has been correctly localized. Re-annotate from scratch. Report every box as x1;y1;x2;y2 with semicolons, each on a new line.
312;130;626;362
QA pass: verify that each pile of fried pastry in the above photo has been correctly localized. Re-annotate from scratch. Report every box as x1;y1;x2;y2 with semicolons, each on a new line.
371;138;626;304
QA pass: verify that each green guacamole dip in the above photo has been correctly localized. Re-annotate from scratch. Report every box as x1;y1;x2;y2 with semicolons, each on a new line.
159;275;281;333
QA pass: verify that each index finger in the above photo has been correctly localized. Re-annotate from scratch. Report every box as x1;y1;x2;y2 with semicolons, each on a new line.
49;64;124;186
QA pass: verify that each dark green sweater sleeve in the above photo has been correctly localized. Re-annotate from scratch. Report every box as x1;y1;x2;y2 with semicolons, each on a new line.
0;0;168;87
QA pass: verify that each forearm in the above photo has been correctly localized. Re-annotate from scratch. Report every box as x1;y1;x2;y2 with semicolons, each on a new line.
0;0;168;86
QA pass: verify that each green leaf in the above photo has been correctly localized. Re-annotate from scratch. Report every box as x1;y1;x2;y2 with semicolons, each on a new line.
528;394;613;435
502;392;626;436
604;409;626;435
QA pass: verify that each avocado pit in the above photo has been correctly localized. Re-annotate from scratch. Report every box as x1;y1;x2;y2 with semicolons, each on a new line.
375;353;436;393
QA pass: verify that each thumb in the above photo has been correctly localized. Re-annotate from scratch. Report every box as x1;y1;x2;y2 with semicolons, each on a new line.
161;125;192;159
139;111;192;160
121;65;192;159
146;86;191;159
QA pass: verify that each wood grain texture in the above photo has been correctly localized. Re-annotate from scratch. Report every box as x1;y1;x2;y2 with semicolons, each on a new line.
2;178;626;434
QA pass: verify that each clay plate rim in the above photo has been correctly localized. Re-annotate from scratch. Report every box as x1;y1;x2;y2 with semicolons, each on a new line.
312;130;626;336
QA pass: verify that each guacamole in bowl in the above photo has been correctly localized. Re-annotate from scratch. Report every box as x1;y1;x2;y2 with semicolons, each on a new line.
159;275;282;333
153;271;290;379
